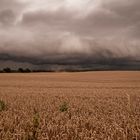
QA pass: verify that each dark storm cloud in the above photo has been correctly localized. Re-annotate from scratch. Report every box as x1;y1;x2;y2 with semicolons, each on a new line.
0;0;140;70
0;10;16;26
100;0;140;38
20;0;140;38
0;0;20;11
0;0;25;26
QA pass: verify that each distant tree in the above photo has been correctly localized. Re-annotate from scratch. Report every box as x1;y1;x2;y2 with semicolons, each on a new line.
17;68;31;73
24;68;31;73
3;67;11;73
18;68;24;73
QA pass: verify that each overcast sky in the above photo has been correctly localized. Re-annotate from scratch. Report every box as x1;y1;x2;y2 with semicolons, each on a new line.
0;0;140;70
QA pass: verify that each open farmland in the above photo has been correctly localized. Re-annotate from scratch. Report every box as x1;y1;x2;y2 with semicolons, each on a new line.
0;71;140;140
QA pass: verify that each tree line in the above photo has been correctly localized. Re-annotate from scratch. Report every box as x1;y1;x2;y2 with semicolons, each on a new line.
0;67;59;73
0;68;32;73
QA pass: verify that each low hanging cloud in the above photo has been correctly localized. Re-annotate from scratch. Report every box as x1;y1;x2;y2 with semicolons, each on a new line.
0;0;140;70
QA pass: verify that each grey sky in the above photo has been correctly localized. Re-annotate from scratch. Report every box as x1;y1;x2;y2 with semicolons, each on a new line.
0;0;140;70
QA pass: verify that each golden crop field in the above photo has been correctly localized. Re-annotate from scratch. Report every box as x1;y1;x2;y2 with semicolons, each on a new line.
0;71;140;140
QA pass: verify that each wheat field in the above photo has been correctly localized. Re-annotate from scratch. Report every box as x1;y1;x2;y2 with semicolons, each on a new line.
0;71;140;140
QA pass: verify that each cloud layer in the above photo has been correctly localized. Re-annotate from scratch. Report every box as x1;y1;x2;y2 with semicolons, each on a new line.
0;0;140;70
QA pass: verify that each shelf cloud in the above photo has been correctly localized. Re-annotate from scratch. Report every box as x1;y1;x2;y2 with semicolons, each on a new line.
0;0;140;70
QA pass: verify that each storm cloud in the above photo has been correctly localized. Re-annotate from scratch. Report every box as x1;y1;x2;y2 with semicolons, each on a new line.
0;0;140;70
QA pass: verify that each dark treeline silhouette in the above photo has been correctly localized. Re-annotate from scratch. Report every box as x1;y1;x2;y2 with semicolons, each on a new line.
0;67;140;73
0;68;56;73
0;68;32;73
2;67;12;73
18;68;31;73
